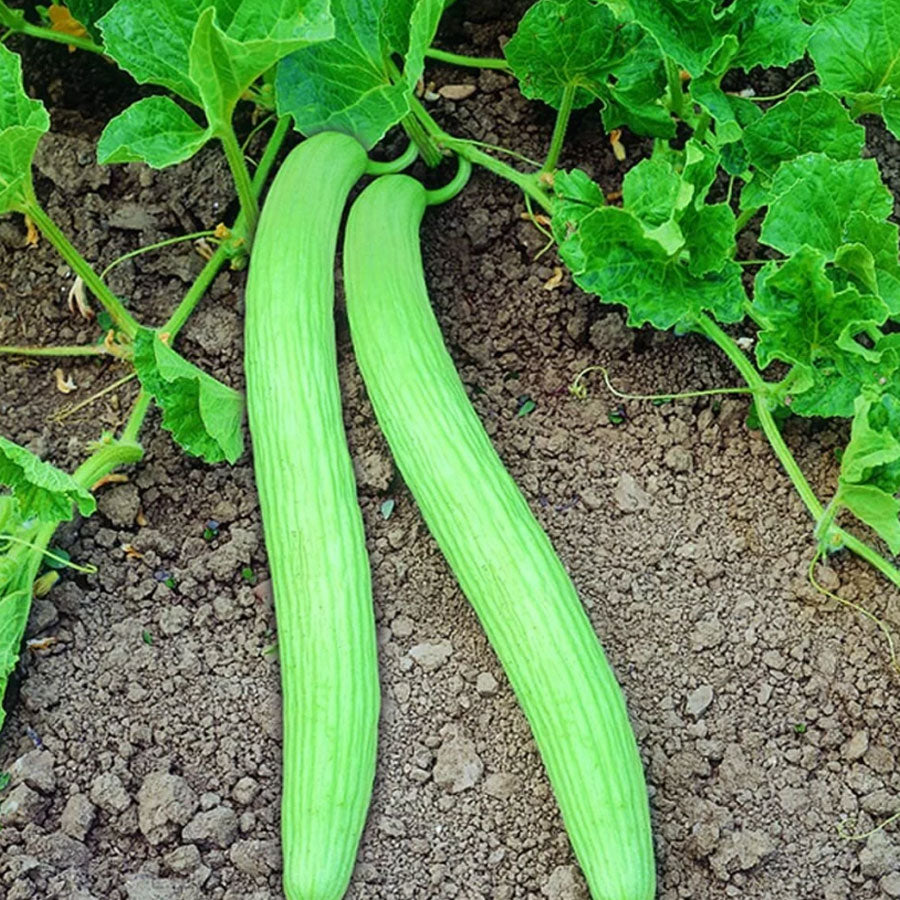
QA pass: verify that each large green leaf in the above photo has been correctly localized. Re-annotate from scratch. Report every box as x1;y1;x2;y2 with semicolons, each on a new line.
752;247;890;417
97;96;212;168
0;436;95;523
839;212;900;316
557;205;745;331
759;154;894;257
0;46;50;214
133;329;245;464
742;91;865;178
275;0;443;147
504;1;673;136
837;392;900;552
98;0;333;164
808;0;900;136
628;0;809;76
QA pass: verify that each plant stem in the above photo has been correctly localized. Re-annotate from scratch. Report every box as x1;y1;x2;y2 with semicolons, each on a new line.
162;244;229;337
425;157;473;206
23;199;139;338
543;82;576;173
219;126;259;237
162;114;291;338
697;314;900;589
8;19;103;54
409;96;552;211
251;115;291;193
734;205;762;233
100;232;216;281
838;531;900;590
73;437;144;490
121;391;151;443
401;111;445;168
0;344;107;357
424;47;511;71
365;141;420;175
665;57;686;119
697;313;824;517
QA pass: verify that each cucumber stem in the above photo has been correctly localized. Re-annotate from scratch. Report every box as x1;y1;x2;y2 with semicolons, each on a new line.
424;47;511;71
22;199;139;338
162;114;291;338
409;96;552;211
665;57;686;119
220;126;260;237
696;314;900;590
542;82;576;173
425;157;473;205
365;142;419;175
3;17;103;54
0;344;107;357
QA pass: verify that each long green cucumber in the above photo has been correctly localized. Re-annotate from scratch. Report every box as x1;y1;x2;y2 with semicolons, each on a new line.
244;132;377;900
343;174;655;900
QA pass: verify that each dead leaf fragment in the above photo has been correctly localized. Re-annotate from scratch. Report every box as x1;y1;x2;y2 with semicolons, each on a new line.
520;211;552;226
194;238;215;260
121;543;143;560
438;84;477;101
48;5;88;51
67;276;93;320
543;267;564;291
136;509;148;527
539;171;555;188
24;215;39;246
54;368;77;394
610;129;626;161
27;636;59;652
91;473;129;491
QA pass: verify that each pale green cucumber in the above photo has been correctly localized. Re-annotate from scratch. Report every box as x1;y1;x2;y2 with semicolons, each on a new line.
343;173;655;900
244;132;377;900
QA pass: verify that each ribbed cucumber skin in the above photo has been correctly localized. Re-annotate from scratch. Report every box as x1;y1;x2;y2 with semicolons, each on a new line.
244;133;377;900
344;175;655;900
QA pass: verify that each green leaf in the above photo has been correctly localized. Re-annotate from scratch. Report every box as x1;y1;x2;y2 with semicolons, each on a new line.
0;436;95;523
799;0;852;18
133;329;245;464
622;156;692;229
66;0;116;41
837;392;900;551
275;0;443;148
742;91;865;179
0;45;50;214
551;168;606;243
841;212;900;316
97;96;212;168
759;154;894;258
628;0;810;76
688;73;745;144
839;483;900;552
808;0;900;136
557;205;745;331
99;0;333;136
682;203;736;276
598;29;673;139
505;1;673;136
752;247;890;417
841;395;900;483
504;0;623;108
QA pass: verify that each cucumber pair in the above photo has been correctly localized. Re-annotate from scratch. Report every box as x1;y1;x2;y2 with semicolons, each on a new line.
245;132;654;900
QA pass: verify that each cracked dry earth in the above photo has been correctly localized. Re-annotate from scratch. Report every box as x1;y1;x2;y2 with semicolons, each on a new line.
2;3;900;899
